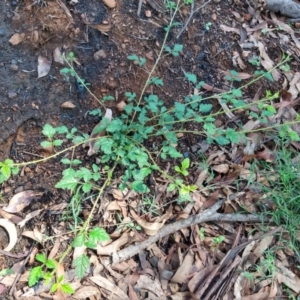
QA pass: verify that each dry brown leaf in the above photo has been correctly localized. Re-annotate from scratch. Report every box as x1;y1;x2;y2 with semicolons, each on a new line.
135;275;165;298
106;201;121;211
9;33;25;45
0;209;23;224
3;190;36;213
241;292;269;300
90;275;130;300
22;229;45;243
0;219;18;251
222;70;252;80
37;56;51;79
53;47;65;65
110;188;124;200
220;24;240;35
212;164;229;174
171;250;194;284
97;232;136;255
18;209;43;228
102;0;116;8
253;235;273;260
130;208;168;236
88;108;112;156
73;286;100;299
61;101;76;108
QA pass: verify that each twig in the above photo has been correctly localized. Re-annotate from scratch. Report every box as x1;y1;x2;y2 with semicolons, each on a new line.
176;0;212;39
137;0;143;16
113;200;270;263
9;244;35;295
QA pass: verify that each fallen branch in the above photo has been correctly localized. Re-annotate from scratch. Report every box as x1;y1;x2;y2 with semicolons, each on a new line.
260;0;300;22
113;200;269;263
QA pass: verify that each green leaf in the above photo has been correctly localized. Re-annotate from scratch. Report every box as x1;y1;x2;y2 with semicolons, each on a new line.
203;123;216;135
181;158;190;170
185;73;197;84
263;72;274;82
199;103;212;113
167;183;177;192
174;166;181;173
82;183;92;193
149;76;163;86
107;119;123;133
89;227;110;243
50;282;58;293
232;89;242;97
72;234;86;247
131;181;149;192
162;146;182;158
61;158;71;164
28;266;43;287
0;268;14;276
214;135;230;145
73;254;90;278
52;139;63;147
125;92;136;101
55;175;78;191
289;130;300;141
99;138;114;154
174;44;183;52
43;271;53;285
45;259;56;269
55;126;68;134
40;141;52;148
61;283;75;295
127;54;139;61
89;108;102;116
36;253;47;264
42;124;56;139
226;128;240;144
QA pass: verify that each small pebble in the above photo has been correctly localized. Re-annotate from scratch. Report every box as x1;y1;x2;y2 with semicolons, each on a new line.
93;49;107;60
11;59;17;64
10;64;18;71
145;10;151;18
8;91;17;98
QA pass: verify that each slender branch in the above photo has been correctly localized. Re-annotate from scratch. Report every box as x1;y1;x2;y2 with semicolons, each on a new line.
113;200;269;263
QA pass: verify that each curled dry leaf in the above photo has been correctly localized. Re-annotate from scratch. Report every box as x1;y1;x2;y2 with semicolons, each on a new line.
73;286;100;299
90;275;130;300
53;47;65;65
130;208;169;236
22;228;45;243
171;250;194;284
81;14;111;32
9;33;26;45
0;209;23;224
102;0;116;8
3;190;36;213
18;209;43;228
0;219;18;251
88;108;112;156
37;55;51;79
61;101;76;108
212;164;229;174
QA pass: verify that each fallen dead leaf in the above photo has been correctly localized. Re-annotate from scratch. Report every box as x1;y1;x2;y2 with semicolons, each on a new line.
171;250;194;284
135;275;165;298
37;56;51;79
0;209;23;224
53;47;65;65
0;219;18;251
73;286;100;299
3;190;37;213
90;275;130;300
61;101;76;109
102;0;116;8
18;209;43;228
212;164;229;174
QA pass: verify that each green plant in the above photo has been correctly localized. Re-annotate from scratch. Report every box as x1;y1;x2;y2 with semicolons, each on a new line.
29;253;74;295
174;158;190;176
249;55;260;66
205;22;212;31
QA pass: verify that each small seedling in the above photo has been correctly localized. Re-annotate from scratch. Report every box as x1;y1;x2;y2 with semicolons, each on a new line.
249;55;260;66
127;54;146;67
174;158;190;176
165;44;183;57
205;22;212;31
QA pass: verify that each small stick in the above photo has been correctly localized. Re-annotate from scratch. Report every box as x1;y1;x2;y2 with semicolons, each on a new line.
113;200;270;263
137;0;143;16
176;0;212;39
